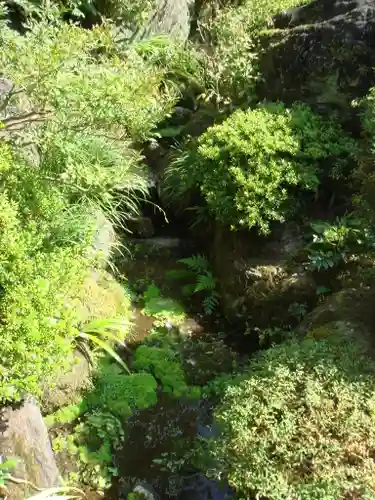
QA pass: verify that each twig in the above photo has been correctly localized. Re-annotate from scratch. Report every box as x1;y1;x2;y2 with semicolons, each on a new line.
6;474;44;491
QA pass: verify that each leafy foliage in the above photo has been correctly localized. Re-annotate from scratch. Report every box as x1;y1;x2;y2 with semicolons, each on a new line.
0;456;18;493
175;254;219;315
357;86;375;220
86;360;158;419
164;103;356;233
142;283;186;324
0;13;176;402
197;0;311;106
77;317;131;373
305;216;374;271
5;0;155;28
50;359;158;489
0;190;90;401
204;326;375;499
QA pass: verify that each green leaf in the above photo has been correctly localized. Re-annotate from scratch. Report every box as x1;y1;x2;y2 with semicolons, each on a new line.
78;333;130;373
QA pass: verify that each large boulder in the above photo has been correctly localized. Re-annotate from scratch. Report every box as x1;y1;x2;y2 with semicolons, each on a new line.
0;399;61;500
43;270;132;410
259;0;375;114
138;0;193;41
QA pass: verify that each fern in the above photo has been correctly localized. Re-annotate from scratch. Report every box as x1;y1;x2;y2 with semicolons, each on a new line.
178;254;210;273
194;272;216;292
170;254;220;315
203;292;220;315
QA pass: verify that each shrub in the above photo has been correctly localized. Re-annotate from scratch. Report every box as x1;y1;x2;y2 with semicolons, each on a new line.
164;103;356;233
0;20;176;220
0;16;177;402
0;190;92;401
4;0;155;28
305;216;375;271
204;326;375;499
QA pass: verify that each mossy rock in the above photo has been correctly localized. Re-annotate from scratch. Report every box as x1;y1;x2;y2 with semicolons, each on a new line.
258;0;375;115
298;286;375;359
42;350;91;412
42;271;132;411
75;270;132;325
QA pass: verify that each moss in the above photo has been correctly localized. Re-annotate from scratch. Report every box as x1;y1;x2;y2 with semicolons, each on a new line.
133;345;200;399
306;324;336;340
45;401;88;427
86;361;158;419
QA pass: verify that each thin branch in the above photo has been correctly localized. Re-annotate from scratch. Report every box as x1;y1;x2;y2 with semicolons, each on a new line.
2;110;49;128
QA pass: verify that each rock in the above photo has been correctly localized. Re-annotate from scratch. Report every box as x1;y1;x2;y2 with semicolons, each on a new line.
127;216;155;238
43;270;131;410
296;286;375;336
211;224;316;329
0;398;61;500
259;0;375;114
134;237;183;249
42;350;91;411
75;270;132;325
138;0;193;41
92;209;117;265
132;482;158;500
179;317;204;337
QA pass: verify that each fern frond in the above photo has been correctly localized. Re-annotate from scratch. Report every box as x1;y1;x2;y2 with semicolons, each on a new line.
77;332;130;373
203;292;219;315
194;272;216;292
179;253;210;273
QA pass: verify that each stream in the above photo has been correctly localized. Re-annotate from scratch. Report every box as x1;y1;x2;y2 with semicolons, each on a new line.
111;233;237;500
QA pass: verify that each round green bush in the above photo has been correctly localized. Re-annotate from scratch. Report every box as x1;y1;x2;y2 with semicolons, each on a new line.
206;326;375;499
166;103;356;234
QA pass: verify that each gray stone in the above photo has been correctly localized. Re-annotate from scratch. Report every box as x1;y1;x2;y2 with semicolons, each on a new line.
135;236;182;248
92;209;117;264
132;482;158;500
127;216;155;238
138;0;193;41
211;224;316;328
0;399;61;500
179;317;204;337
